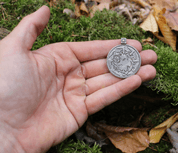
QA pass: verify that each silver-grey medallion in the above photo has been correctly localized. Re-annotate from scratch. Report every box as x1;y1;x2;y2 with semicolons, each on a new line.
107;38;141;78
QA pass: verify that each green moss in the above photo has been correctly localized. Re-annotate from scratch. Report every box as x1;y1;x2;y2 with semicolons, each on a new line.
47;139;102;153
141;38;178;105
152;44;178;104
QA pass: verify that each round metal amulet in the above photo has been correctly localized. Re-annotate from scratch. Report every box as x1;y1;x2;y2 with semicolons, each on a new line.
107;38;141;78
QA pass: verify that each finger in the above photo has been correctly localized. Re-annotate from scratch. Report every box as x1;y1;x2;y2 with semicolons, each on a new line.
86;73;121;95
6;5;50;51
136;65;156;82
140;50;157;65
82;49;157;79
85;75;142;115
66;39;142;62
82;59;107;78
85;64;156;95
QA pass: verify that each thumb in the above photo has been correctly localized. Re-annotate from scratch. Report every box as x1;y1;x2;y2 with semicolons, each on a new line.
6;5;50;51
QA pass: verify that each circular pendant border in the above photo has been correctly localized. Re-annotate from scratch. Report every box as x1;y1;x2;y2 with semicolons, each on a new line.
107;44;141;78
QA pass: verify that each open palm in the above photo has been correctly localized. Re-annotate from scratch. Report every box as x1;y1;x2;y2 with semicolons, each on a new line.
0;6;157;153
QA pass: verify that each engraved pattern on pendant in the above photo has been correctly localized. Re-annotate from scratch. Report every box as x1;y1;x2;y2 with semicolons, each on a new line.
107;44;141;78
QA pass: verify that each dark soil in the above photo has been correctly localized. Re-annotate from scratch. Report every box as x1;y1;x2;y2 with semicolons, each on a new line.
83;83;178;152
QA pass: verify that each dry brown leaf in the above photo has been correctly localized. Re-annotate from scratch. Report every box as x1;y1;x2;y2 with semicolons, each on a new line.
109;0;119;9
75;4;81;17
96;123;150;153
47;0;57;7
140;11;158;33
149;112;178;143
142;37;158;48
92;0;111;4
148;0;178;10
75;2;89;17
131;0;151;9
97;2;110;11
142;37;153;43
71;0;75;4
164;12;178;31
80;2;89;15
89;5;100;18
153;6;176;51
107;130;149;153
154;33;168;44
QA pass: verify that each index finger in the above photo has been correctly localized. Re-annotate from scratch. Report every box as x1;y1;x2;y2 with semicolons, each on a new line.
66;39;142;62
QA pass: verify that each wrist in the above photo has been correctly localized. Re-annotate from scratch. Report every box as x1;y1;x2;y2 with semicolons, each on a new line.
0;121;25;153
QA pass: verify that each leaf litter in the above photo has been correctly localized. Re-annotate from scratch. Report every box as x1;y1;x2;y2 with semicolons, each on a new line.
95;123;150;153
59;0;178;50
50;0;165;50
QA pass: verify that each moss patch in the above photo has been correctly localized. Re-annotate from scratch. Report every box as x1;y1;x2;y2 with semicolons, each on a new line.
47;139;102;153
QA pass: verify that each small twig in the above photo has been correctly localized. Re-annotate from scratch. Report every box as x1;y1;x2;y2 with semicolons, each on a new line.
12;0;18;2
0;2;5;5
71;34;87;38
148;146;157;151
0;4;8;20
1;7;5;20
130;0;151;9
143;42;158;49
162;137;171;143
117;8;133;21
45;25;50;32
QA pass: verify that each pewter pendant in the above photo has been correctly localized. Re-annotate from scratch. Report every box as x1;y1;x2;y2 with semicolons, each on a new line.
107;38;141;78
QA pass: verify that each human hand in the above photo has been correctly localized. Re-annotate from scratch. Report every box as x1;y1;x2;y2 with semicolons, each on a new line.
0;6;157;153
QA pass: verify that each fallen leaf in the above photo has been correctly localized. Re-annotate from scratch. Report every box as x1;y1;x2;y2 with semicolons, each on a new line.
153;6;176;51
92;0;111;4
140;11;158;33
75;2;89;17
131;0;151;9
75;4;81;17
97;2;110;11
153;33;168;44
47;0;57;7
71;0;75;4
142;37;154;43
89;5;100;18
164;12;178;31
142;37;158;48
80;2;89;15
149;112;178;143
148;0;178;10
109;0;119;9
96;123;150;153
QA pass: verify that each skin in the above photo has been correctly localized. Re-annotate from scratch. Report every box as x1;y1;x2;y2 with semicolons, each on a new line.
0;6;157;153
